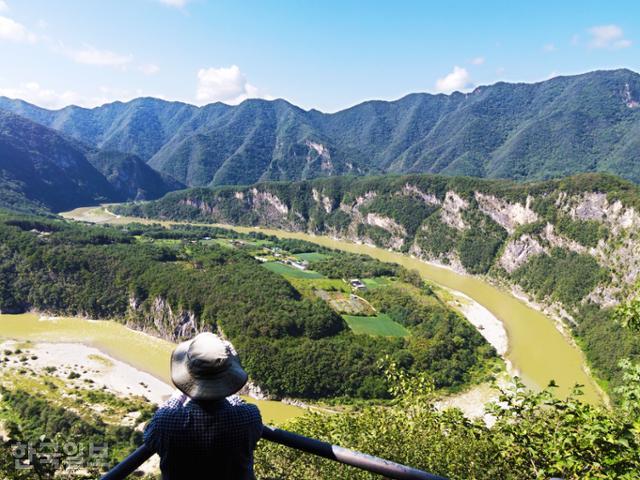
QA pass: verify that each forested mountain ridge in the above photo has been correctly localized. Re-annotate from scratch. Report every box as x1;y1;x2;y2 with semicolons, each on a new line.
116;172;640;396
0;110;183;213
1;68;639;187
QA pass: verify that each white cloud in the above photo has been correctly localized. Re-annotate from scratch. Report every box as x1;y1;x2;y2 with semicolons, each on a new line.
65;44;133;68
0;81;164;109
196;65;264;105
0;82;82;109
139;63;160;75
159;0;189;7
0;15;37;43
435;66;472;94
470;56;485;65
0;1;8;13
543;43;556;52
588;24;632;49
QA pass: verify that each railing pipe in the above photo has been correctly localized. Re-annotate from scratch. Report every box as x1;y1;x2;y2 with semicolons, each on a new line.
101;444;153;480
261;425;447;480
100;425;447;480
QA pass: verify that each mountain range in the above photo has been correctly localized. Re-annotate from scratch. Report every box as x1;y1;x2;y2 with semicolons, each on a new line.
0;68;639;212
0;110;182;213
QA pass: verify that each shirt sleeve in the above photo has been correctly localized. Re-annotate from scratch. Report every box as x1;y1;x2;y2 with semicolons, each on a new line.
143;411;161;452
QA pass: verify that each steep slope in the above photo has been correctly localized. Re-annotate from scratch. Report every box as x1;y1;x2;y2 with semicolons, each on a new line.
115;172;640;396
148;99;366;186
0;110;182;212
1;69;639;186
0;110;117;212
86;149;184;201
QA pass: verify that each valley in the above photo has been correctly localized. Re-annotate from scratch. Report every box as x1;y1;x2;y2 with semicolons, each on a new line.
114;171;640;402
2;1;640;475
62;204;603;403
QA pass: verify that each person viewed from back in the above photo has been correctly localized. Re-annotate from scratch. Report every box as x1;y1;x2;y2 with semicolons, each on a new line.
144;332;263;479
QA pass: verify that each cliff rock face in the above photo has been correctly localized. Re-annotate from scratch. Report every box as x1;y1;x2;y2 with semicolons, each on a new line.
440;191;468;230
475;193;538;234
123;174;640;320
127;296;209;342
499;234;545;273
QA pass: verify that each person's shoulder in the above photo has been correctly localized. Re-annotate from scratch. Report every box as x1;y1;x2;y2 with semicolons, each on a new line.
226;397;262;421
154;401;188;422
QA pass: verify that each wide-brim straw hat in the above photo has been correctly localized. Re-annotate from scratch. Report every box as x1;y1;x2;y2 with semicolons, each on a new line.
171;332;248;401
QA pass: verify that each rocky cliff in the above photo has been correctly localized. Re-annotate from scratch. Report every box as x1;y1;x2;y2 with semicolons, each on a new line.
126;296;209;342
118;173;640;323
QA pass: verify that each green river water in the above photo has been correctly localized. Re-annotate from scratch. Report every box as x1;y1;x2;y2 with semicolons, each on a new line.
46;206;605;404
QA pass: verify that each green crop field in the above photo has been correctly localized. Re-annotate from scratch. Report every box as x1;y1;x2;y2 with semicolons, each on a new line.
362;277;391;289
295;252;330;262
262;261;324;279
342;313;410;337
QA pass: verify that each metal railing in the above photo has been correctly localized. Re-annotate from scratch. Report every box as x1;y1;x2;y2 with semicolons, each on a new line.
101;424;448;480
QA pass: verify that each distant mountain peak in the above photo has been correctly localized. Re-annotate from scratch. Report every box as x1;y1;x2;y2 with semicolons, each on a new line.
1;68;639;193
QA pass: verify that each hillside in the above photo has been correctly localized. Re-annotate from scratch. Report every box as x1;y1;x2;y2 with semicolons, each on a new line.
1;69;639;186
0;214;494;399
0;110;182;213
116;172;640;397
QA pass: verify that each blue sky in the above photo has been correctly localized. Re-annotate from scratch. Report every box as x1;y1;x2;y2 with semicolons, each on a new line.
0;0;638;112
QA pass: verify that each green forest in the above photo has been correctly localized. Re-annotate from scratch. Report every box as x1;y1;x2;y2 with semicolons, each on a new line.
0;212;493;399
256;363;640;480
116;172;640;399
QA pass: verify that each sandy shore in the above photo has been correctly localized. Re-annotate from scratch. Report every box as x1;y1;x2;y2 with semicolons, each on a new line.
435;290;517;423
0;340;174;404
448;291;508;357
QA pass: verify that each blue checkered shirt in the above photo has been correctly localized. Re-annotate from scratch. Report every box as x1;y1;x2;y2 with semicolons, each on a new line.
144;391;263;480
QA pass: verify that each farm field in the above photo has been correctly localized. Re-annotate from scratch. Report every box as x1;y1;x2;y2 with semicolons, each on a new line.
295;252;329;262
362;277;391;289
262;261;324;279
342;313;410;337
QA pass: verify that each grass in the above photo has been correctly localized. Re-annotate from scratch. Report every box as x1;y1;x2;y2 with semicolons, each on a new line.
342;314;410;337
262;261;324;279
362;277;392;289
201;238;234;248
295;252;330;262
88;354;114;368
288;278;350;299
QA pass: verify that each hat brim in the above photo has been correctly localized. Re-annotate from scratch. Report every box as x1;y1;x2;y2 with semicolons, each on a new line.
171;339;249;401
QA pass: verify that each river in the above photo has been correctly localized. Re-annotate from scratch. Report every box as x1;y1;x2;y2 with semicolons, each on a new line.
0;313;304;424
60;206;604;403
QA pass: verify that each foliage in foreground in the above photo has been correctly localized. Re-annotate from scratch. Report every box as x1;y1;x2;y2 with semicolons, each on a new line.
256;362;640;480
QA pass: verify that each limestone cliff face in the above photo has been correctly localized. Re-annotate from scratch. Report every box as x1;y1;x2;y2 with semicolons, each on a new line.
126;296;210;342
148;177;640;316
